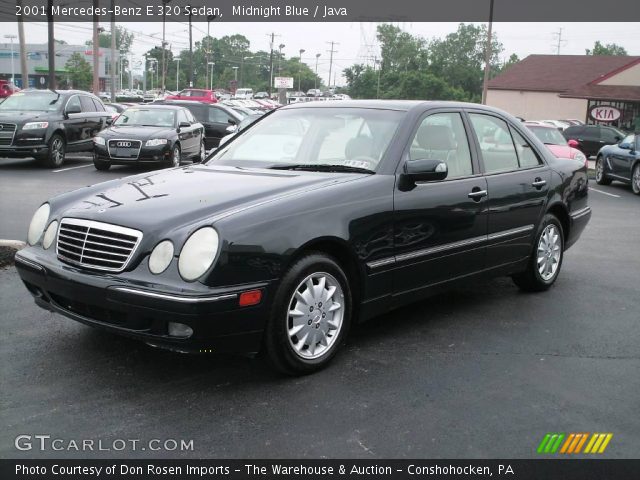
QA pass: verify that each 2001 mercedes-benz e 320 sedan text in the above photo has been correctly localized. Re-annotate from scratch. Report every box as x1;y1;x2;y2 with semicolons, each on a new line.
15;101;591;375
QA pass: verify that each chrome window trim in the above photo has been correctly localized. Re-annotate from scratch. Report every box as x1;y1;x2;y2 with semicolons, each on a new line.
111;287;237;304
366;224;535;270
106;138;143;160
56;218;143;273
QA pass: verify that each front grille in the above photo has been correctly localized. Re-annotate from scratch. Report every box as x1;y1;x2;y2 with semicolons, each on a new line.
107;139;142;159
0;123;17;146
56;218;143;272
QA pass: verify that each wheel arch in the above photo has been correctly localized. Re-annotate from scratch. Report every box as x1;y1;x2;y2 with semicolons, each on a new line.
546;202;570;243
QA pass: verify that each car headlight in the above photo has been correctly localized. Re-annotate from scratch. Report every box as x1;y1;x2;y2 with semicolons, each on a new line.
22;122;49;130
178;227;219;281
149;240;174;275
574;152;586;163
27;203;50;246
93;136;106;146
145;138;168;147
42;220;58;249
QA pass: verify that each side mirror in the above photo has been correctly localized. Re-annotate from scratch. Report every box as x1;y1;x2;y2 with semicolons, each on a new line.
105;117;113;125
404;159;448;182
567;139;579;148
225;125;237;133
178;121;191;129
228;118;237;125
614;135;622;142
619;142;630;150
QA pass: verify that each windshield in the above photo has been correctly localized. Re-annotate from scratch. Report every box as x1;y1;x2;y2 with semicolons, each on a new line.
528;126;568;146
113;108;175;127
209;107;404;172
0;92;62;111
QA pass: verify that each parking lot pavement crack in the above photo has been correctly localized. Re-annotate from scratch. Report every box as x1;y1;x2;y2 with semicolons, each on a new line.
428;349;640;361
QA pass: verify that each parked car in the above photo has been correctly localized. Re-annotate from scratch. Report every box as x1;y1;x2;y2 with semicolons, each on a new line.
165;89;218;104
563;124;626;158
218;112;263;146
15;100;590;375
155;100;244;149
560;119;584;126
540;120;571;130
92;104;205;170
234;88;254;99
525;123;587;167
0;89;110;167
307;89;322;97
0;79;20;98
595;133;640;195
254;91;269;99
103;103;129;122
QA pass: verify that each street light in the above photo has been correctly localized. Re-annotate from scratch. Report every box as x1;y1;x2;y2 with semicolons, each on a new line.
4;35;17;86
208;62;215;90
314;53;321;90
174;57;181;91
240;55;254;87
232;66;239;81
278;44;285;73
298;49;305;92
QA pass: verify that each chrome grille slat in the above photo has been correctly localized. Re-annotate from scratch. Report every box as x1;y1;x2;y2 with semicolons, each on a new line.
0;123;17;146
56;218;143;272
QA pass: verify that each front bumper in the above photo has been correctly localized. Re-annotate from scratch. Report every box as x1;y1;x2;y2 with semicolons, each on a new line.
14;248;272;354
0;143;49;158
566;206;591;250
93;143;172;166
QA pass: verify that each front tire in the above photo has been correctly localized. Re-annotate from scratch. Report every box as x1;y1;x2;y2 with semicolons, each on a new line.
263;253;352;375
195;140;206;163
38;134;66;168
512;214;564;292
170;144;181;167
93;158;111;171
632;163;640;196
595;155;612;185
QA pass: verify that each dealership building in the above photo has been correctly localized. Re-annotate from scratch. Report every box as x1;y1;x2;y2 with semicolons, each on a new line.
0;42;120;90
487;55;640;132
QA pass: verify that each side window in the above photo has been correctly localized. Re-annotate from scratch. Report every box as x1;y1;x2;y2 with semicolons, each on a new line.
409;112;473;178
510;129;541;168
209;108;232;124
177;109;189;124
185;110;197;123
469;114;519;174
80;96;97;112
601;128;620;143
92;98;105;112
66;96;80;112
582;126;600;141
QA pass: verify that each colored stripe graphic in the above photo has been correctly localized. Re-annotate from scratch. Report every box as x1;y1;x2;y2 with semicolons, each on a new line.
585;433;613;454
540;433;612;454
537;434;552;453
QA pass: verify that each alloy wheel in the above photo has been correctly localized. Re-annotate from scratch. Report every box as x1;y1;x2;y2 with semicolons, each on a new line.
633;164;640;194
537;224;562;281
52;138;64;165
287;272;344;360
595;157;604;182
172;146;180;167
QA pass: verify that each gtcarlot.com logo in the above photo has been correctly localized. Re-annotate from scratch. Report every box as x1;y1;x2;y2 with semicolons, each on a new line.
537;432;613;454
15;435;194;452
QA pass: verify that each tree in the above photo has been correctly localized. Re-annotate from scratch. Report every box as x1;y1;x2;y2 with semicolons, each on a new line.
586;41;628;56
65;52;92;90
85;26;134;53
492;53;520;78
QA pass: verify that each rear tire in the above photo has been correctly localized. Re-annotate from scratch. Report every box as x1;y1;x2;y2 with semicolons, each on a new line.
632;163;640;196
595;155;612;185
512;214;564;292
38;134;66;168
263;253;352;375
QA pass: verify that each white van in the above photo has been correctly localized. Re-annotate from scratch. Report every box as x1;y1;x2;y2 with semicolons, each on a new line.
235;88;254;99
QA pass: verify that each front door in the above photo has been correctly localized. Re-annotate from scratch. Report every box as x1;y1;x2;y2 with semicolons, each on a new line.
393;111;488;296
610;134;637;180
467;112;549;268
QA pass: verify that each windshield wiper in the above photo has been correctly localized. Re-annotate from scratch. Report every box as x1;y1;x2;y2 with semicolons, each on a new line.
270;164;374;174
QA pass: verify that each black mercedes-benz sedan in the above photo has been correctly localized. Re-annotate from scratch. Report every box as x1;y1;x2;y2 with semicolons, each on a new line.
92;104;205;170
15;100;591;375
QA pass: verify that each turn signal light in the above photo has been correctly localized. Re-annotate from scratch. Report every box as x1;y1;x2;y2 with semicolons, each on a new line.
239;290;262;307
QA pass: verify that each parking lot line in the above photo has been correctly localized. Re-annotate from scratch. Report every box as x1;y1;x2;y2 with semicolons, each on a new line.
589;188;620;198
52;164;92;173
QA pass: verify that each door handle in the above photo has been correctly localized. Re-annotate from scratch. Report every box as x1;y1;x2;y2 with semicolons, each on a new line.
532;178;547;189
468;188;488;200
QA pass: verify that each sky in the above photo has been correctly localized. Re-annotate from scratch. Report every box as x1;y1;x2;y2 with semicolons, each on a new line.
1;22;639;86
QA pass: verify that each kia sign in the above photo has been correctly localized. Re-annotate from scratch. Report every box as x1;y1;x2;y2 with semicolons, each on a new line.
274;77;294;89
590;106;621;122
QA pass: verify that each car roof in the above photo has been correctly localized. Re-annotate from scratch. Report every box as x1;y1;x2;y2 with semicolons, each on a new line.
525;122;555;129
21;89;98;97
282;99;510;114
126;104;184;110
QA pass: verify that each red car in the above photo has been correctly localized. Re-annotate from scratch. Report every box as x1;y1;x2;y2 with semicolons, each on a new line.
0;79;20;99
164;88;218;103
525;123;587;167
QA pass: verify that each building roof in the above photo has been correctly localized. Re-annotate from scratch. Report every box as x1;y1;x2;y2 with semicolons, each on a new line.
560;85;640;102
488;55;640;92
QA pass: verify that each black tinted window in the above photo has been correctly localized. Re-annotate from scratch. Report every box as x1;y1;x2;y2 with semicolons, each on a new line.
564;126;584;137
92;98;105;111
184;105;204;121
582;126;600;140
469;113;519;173
80;96;97;112
601;128;620;143
209;107;232;124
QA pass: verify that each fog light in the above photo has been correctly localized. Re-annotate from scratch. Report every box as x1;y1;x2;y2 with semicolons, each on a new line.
168;322;193;338
239;289;262;307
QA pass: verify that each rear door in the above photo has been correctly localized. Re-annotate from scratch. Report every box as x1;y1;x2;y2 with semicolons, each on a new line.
581;126;602;157
62;95;84;149
177;108;198;155
467;112;549;268
204;106;237;148
392;110;488;295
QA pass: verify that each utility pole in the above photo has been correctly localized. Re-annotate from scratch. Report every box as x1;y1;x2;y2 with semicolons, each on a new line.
205;14;216;91
110;0;116;101
143;55;147;93
47;0;55;89
481;0;494;105
326;41;339;88
298;49;305;92
17;0;28;88
375;57;381;99
267;32;276;96
175;57;181;90
315;53;321;89
552;28;566;55
4;35;16;86
92;0;100;95
188;12;193;87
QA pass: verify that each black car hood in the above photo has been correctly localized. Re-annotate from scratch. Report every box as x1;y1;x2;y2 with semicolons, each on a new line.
0;110;58;123
99;125;176;140
57;165;362;232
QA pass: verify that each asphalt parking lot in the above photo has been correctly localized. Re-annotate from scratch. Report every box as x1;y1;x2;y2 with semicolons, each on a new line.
1;156;639;459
